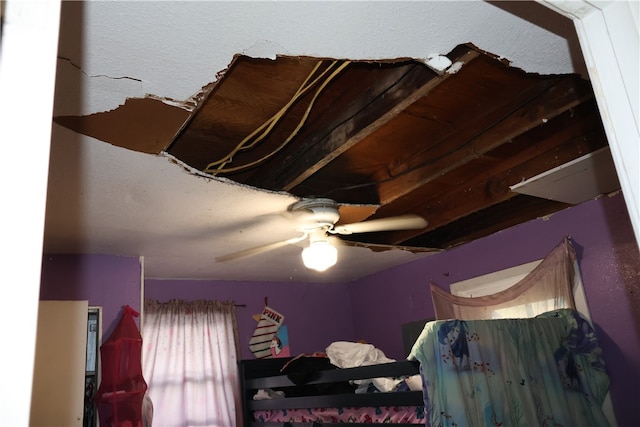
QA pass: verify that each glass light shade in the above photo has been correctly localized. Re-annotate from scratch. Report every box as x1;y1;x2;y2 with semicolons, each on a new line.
301;240;338;272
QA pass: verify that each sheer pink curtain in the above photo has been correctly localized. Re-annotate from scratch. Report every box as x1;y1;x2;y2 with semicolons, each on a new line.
430;237;577;320
142;300;241;426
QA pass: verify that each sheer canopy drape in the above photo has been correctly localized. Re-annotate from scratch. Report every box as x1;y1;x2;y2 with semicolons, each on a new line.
142;299;241;427
430;237;577;320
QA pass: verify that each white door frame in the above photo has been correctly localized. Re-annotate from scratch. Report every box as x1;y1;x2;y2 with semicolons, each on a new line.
0;1;62;426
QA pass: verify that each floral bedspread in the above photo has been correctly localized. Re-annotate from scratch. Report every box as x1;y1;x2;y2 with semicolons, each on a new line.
409;309;610;427
253;405;425;423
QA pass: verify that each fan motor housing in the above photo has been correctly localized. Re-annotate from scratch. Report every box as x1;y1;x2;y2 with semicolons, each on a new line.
289;198;340;230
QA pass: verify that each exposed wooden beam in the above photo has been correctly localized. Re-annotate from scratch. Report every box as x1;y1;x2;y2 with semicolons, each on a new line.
375;76;595;204
251;49;482;191
388;125;607;244
404;195;572;249
357;101;607;244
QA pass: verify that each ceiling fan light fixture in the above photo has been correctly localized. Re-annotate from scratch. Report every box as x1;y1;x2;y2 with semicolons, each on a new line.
302;240;337;272
216;197;428;272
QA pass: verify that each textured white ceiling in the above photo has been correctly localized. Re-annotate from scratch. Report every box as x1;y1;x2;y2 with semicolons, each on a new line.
45;1;586;282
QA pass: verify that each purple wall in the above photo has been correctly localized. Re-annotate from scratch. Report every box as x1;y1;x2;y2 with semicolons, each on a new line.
349;192;640;426
40;254;142;342
144;280;355;360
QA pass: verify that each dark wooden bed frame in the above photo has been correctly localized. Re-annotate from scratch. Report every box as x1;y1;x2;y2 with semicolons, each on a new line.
240;357;424;427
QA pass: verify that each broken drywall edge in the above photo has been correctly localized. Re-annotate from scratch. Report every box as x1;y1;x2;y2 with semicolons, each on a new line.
160;152;295;197
145;94;196;112
161;152;216;179
348;240;442;254
242;40;289;60
54;97;192;154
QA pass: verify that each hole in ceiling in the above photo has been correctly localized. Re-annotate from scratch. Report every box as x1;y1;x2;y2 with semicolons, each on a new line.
53;42;617;251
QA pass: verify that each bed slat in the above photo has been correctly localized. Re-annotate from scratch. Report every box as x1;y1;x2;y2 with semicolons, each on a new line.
245;360;420;389
240;358;424;426
249;390;424;410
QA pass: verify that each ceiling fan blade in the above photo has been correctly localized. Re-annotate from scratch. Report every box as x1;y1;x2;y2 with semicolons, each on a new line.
215;234;307;262
332;214;427;235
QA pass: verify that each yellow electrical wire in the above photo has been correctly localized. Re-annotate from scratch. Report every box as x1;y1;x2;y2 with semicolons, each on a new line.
211;62;331;170
204;61;326;173
214;60;351;175
204;60;344;175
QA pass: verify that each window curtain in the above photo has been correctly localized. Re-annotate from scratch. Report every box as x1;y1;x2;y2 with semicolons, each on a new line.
430;237;577;320
142;299;241;427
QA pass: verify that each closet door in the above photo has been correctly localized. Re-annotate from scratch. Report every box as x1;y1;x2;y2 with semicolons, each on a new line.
30;300;88;427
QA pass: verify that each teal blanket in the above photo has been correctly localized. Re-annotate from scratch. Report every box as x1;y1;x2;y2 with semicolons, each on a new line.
409;309;610;427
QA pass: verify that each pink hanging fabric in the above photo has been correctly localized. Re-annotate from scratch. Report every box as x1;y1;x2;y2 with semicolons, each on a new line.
95;305;148;427
430;237;577;320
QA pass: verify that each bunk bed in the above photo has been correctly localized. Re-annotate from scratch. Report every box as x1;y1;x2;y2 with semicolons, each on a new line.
240;310;611;427
240;355;425;426
239;239;612;427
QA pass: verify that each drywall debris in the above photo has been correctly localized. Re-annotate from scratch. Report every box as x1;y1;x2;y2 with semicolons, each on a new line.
145;94;196;112
422;54;453;74
447;61;464;74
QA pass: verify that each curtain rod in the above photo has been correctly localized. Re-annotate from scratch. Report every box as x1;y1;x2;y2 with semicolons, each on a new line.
143;299;248;307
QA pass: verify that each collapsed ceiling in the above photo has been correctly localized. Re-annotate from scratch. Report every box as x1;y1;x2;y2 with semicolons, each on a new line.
55;43;617;256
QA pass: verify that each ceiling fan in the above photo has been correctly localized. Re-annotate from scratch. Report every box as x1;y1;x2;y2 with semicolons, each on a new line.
215;198;428;272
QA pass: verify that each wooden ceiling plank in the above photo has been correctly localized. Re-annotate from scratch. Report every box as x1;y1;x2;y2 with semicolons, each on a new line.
376;100;604;216
168;56;331;171
302;53;569;201
375;76;595;204
252;49;482;191
252;62;435;190
402;196;571;249
384;122;607;244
